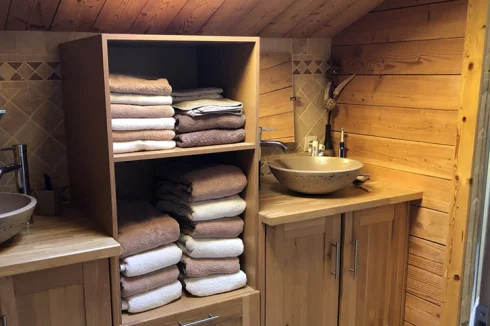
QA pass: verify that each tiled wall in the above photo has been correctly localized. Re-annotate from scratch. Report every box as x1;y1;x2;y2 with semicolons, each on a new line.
0;31;93;193
260;38;331;174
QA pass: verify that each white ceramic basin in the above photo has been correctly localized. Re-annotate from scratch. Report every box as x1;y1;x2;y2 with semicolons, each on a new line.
268;156;364;194
0;193;37;244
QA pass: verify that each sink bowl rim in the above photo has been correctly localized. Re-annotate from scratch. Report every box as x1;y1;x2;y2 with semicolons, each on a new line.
268;156;364;174
0;192;37;219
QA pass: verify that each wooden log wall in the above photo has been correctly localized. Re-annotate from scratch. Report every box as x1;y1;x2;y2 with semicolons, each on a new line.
331;0;467;325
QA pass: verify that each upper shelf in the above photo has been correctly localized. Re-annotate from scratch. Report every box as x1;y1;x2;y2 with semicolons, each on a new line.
0;208;120;277
259;176;423;226
113;142;256;162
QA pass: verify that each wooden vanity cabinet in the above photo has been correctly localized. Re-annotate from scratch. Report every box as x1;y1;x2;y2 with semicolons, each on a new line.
265;203;410;326
0;260;112;326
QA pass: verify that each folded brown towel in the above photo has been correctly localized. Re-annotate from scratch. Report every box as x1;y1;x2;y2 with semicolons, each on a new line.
120;265;179;298
176;129;245;148
174;114;245;133
179;254;240;278
180;217;244;238
156;164;247;202
110;74;172;96
111;104;174;118
118;200;180;258
112;130;175;142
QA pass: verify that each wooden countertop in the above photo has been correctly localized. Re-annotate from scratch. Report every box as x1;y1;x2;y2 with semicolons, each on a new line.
259;176;423;226
0;207;120;277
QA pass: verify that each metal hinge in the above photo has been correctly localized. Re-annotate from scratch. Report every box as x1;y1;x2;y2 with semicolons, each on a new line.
475;304;488;326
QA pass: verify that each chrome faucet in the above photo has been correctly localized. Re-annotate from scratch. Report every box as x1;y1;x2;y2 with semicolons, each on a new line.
259;127;288;151
0;144;32;223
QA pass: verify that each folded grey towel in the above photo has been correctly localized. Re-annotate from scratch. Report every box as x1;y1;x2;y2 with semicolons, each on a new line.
173;99;243;117
175;114;245;133
175;129;245;148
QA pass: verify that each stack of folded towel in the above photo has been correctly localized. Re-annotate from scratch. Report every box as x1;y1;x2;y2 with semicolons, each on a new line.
109;74;176;154
155;164;248;296
118;200;182;313
171;88;246;148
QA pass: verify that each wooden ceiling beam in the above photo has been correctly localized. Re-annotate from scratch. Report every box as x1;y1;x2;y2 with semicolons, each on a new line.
51;0;107;32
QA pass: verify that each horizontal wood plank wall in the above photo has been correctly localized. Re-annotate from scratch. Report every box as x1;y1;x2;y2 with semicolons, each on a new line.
331;0;466;324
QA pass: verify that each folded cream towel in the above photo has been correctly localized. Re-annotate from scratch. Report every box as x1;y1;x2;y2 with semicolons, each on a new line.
155;195;246;221
109;74;172;96
121;280;182;313
173;94;223;102
172;88;223;97
112;130;175;142
173;99;243;117
121;265;179;298
120;243;182;277
177;234;244;258
111;93;173;105
112;118;175;131
113;140;176;154
182;271;247;297
111;104;174;118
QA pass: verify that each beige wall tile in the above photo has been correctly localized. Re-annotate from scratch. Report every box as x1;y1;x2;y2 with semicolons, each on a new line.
292;39;307;55
16;32;47;55
0;33;18;55
274;38;291;52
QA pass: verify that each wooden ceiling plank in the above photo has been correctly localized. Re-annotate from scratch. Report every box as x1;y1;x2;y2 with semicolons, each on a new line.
164;0;226;35
0;0;11;30
373;0;453;12
91;0;150;33
129;0;188;34
230;0;296;36
26;0;60;30
51;0;106;32
311;0;386;38
6;0;34;30
260;0;327;37
287;0;356;38
198;0;261;35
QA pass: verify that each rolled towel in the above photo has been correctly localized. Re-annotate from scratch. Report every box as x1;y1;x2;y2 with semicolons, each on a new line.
180;254;240;278
110;93;173;106
118;200;180;258
176;129;245;148
111;104;174;118
109;74;172;96
113;140;176;154
155;195;246;221
175;114;245;133
180;217;244;239
177;234;243;258
121;265;179;298
121;280;182;313
112;118;175;131
112;130;175;142
171;87;224;97
155;164;247;202
181;271;247;297
173;94;223;102
173;99;243;117
120;243;182;277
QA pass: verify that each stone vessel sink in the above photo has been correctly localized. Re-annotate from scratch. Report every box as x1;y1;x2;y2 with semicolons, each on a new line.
268;156;364;195
0;193;37;244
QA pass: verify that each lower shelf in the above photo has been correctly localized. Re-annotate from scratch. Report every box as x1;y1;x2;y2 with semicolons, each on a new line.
121;286;257;326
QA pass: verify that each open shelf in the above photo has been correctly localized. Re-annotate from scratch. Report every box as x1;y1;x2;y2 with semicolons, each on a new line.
113;142;256;162
121;286;256;325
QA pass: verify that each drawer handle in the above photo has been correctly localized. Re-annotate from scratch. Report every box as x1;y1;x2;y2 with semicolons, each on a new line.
349;239;359;277
179;314;219;326
330;242;340;279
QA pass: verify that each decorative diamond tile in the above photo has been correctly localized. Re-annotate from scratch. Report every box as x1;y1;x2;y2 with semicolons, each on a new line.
32;101;63;132
293;68;301;75
10;73;22;81
17;63;34;80
14;120;47;151
27;62;42;70
297;61;307;74
304;68;312;74
0;88;19;100
47;73;61;80
0;63;16;80
36;62;53;80
12;88;45;115
47;62;59;69
30;73;43;80
314;68;322;74
7;62;22;70
0;103;29;136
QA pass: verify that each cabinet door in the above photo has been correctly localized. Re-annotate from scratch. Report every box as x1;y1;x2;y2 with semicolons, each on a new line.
265;215;342;326
340;204;409;326
0;259;112;326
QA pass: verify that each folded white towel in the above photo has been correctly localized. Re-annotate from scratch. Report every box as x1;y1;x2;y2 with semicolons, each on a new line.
121;280;182;313
171;87;223;97
155;195;246;221
113;140;176;154
173;94;223;102
120;243;182;277
173;99;243;117
111;93;173;105
177;234;244;258
112;118;175;131
182;271;247;297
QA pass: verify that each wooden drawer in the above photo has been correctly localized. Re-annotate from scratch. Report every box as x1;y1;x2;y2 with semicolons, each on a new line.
123;289;259;326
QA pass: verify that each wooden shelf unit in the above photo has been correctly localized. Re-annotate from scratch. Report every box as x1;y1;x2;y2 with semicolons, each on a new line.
60;35;260;326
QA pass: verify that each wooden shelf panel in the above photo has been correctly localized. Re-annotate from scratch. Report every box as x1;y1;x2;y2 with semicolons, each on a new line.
113;143;257;162
121;286;256;325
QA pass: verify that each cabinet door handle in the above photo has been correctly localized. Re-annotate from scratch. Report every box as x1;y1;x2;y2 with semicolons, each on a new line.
1;315;7;326
349;239;359;277
330;242;340;279
179;314;219;326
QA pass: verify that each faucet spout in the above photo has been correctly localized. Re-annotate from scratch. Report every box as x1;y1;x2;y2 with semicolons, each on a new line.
0;163;21;179
259;140;288;151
